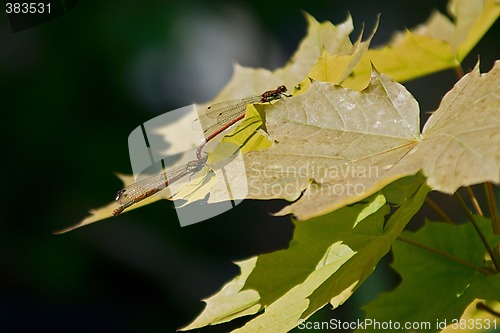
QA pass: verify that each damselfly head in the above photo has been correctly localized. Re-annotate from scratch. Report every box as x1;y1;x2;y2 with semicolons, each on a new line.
115;189;127;201
277;85;287;93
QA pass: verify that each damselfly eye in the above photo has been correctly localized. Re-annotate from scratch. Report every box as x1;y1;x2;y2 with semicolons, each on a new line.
115;189;127;201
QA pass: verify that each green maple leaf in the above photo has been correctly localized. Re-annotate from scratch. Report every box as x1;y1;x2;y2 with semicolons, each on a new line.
360;218;500;333
181;175;429;332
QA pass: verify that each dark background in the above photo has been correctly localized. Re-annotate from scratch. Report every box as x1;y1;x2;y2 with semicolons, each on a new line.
1;1;498;332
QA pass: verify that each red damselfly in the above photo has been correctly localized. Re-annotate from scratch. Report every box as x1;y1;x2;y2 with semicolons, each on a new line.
196;85;290;160
113;155;208;216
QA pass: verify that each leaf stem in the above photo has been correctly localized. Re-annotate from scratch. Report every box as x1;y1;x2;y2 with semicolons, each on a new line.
466;186;484;216
425;197;453;224
397;236;492;275
485;182;500;258
454;191;500;273
454;65;464;79
476;302;500;318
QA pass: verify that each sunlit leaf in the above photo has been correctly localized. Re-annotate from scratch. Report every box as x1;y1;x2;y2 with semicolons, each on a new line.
182;175;428;332
308;19;378;90
208;68;421;219
180;258;261;330
62;14;372;231
440;299;500;333
387;61;500;194
206;62;499;220
64;7;498;236
347;0;500;83
212;13;357;103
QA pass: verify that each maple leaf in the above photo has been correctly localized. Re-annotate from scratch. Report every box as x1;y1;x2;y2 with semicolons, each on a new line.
182;177;429;332
361;218;500;333
347;0;500;83
206;62;498;220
